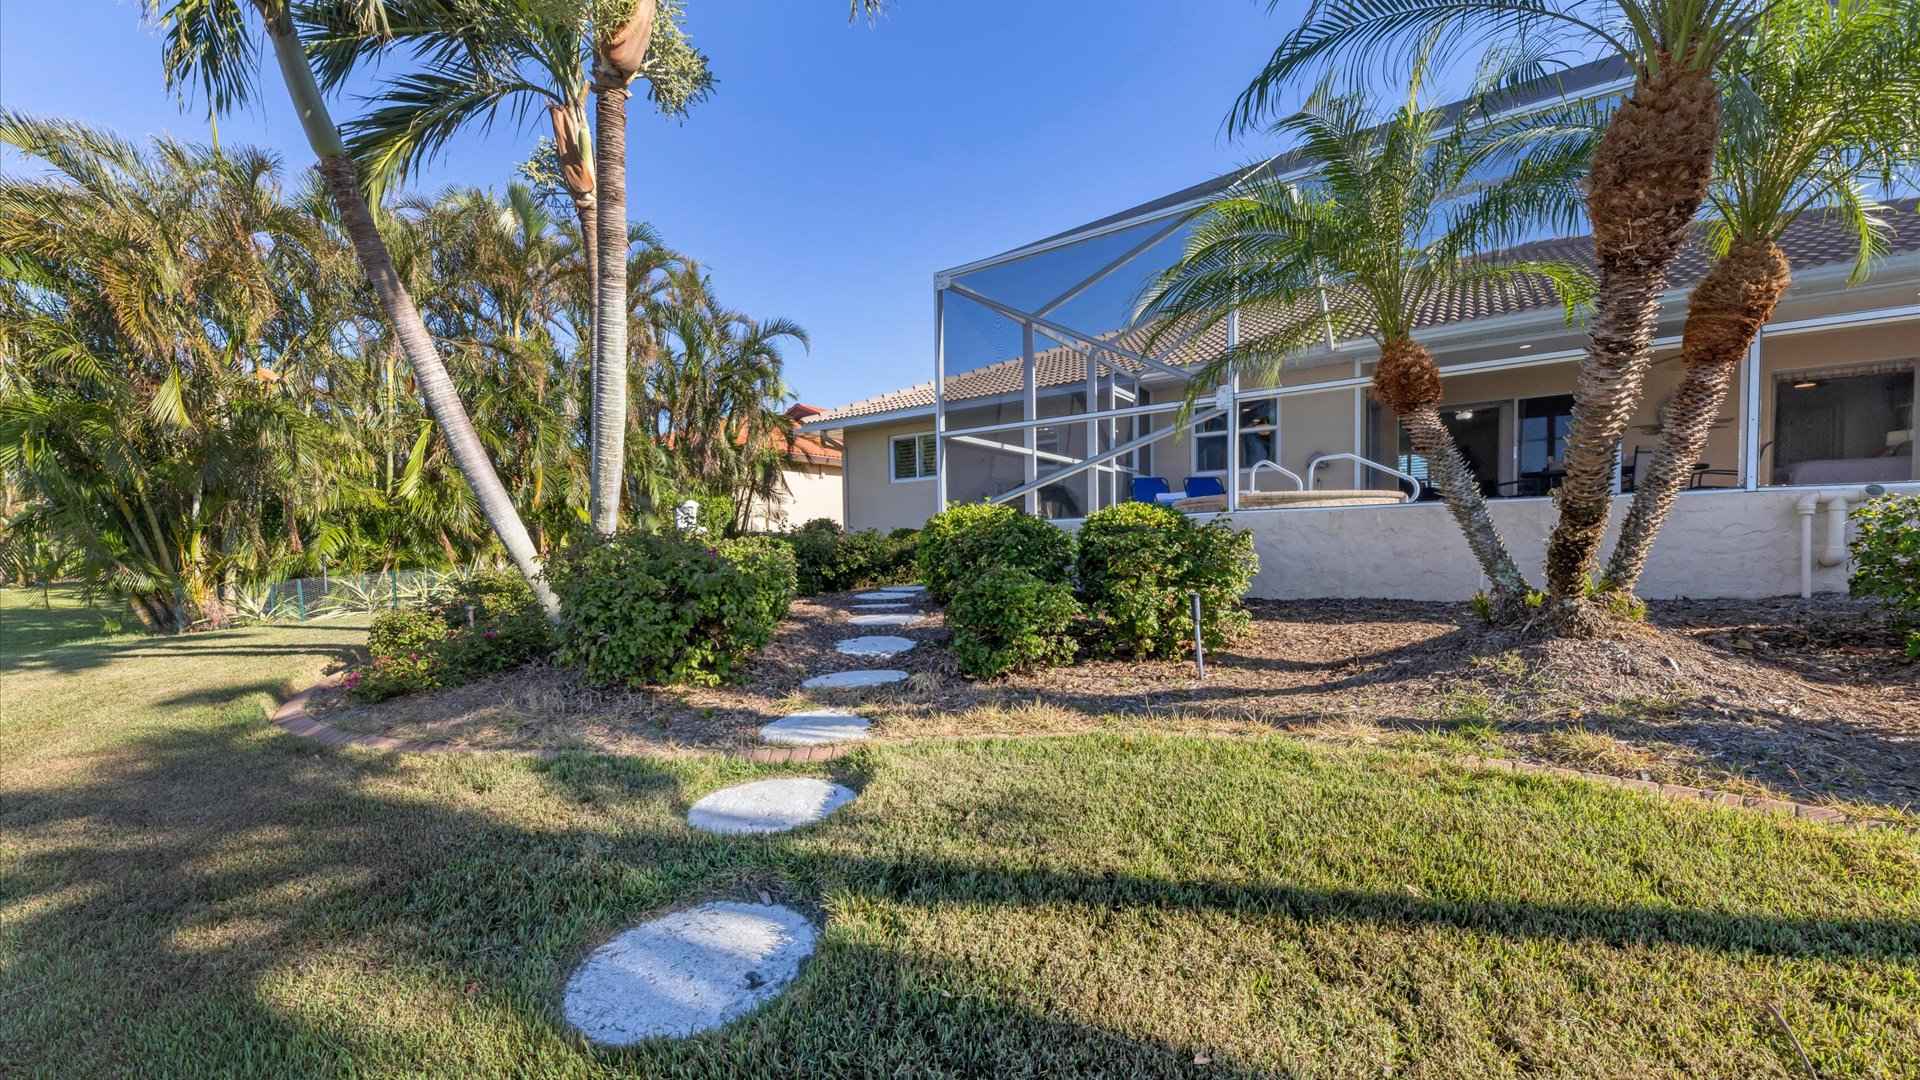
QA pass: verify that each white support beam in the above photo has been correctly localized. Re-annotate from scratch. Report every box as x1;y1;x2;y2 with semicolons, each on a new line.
951;433;1130;471
1085;351;1099;514
933;288;948;512
1743;337;1762;490
1033;216;1187;318
1022;322;1038;513
992;408;1225;507
944;398;1195;440
945;282;1196;382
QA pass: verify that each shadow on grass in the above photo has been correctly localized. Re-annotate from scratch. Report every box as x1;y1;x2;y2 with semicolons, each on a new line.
2;718;1913;1076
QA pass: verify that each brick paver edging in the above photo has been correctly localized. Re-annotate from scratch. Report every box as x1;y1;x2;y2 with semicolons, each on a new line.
270;676;858;765
272;679;1904;829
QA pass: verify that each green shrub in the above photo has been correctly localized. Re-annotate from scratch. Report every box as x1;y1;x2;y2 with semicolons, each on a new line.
949;566;1081;678
1850;493;1919;657
366;607;450;663
1075;501;1256;659
547;530;783;687
427;571;553;680
917;503;1073;603
719;535;799;631
346;653;442;702
778;519;919;595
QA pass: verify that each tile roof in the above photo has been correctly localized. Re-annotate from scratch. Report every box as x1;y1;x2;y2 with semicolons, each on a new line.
807;202;1919;428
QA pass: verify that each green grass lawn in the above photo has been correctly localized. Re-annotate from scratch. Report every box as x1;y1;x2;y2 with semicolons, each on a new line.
2;622;1916;1077
0;583;141;655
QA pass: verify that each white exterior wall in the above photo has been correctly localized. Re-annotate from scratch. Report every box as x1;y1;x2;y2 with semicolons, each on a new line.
1060;483;1916;601
842;418;938;533
750;463;843;531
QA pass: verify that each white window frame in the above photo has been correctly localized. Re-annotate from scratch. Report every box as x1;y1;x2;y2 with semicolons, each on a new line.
1192;400;1277;477
890;431;937;483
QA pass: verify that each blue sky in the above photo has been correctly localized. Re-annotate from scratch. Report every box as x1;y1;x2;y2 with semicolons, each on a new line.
2;1;1346;409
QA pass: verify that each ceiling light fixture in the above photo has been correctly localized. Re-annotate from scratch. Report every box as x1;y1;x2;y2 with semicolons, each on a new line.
1792;380;1820;389
1455;409;1475;421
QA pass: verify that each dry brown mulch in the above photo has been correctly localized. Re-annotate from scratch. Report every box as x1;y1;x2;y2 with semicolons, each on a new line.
309;591;1918;816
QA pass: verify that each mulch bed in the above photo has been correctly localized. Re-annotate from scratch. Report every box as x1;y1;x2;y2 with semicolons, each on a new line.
307;591;1918;817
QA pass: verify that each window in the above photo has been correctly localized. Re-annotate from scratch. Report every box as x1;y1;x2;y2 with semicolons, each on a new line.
1519;394;1575;475
1194;400;1277;473
890;432;937;482
1771;363;1915;486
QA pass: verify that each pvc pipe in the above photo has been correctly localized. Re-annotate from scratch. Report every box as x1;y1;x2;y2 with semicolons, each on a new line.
1819;494;1850;569
1796;494;1818;599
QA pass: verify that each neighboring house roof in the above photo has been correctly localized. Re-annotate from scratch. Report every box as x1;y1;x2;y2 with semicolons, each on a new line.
774;404;843;467
805;201;1920;429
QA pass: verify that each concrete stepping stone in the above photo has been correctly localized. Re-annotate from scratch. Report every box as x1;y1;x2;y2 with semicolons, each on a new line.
880;584;928;595
836;635;916;658
801;669;907;690
849;613;920;628
851;602;912;610
687;777;856;835
562;901;816;1044
759;711;871;747
853;590;911;601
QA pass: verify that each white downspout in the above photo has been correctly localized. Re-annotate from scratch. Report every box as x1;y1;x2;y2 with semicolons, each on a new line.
1796;490;1859;598
1796;494;1818;599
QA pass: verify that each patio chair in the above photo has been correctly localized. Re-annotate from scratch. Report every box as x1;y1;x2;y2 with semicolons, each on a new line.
1131;476;1171;503
1183;475;1226;499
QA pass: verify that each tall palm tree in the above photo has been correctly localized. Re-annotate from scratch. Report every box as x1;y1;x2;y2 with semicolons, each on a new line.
1237;0;1772;632
1602;0;1920;592
1139;66;1593;609
145;0;559;613
303;0;712;539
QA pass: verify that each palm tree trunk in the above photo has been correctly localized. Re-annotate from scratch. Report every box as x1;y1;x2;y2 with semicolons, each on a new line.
1375;339;1530;606
589;83;630;536
1603;238;1789;593
256;5;557;616
1543;60;1721;633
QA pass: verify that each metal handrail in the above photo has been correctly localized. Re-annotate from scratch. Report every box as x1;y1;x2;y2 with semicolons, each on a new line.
1305;452;1422;503
1245;459;1304;493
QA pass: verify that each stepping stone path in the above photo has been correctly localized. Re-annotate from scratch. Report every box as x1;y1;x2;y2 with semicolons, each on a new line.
880;585;927;595
759;710;871;747
562;901;816;1045
687;778;856;835
853;590;912;601
851;602;911;610
802;668;908;690
836;635;915;658
849;613;920;628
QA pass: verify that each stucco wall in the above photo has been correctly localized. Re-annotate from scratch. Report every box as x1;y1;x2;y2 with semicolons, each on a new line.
842;418;938;533
1105;483;1919;601
751;464;843;530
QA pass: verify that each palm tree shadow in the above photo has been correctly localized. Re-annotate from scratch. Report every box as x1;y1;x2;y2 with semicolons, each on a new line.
3;725;1912;1075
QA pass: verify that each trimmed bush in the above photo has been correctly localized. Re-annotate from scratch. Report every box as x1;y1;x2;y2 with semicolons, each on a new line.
429;571;553;680
547;530;786;687
949;566;1081;678
366;607;450;662
1075;501;1256;659
779;518;918;595
719;535;800;632
917;503;1073;604
1850;493;1920;658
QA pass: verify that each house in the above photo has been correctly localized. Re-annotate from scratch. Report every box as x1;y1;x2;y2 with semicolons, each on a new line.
745;404;845;531
801;62;1919;600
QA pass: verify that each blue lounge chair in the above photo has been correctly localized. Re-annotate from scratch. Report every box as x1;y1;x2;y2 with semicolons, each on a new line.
1131;476;1171;503
1183;475;1226;499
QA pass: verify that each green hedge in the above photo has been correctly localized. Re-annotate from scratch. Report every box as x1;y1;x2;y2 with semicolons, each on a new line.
1850;493;1920;658
917;503;1073;604
352;572;552;702
780;518;917;595
1075;501;1256;660
949;566;1081;678
547;530;794;687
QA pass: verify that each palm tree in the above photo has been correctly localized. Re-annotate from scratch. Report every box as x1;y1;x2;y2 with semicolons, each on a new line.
1601;0;1920;593
303;0;712;538
1236;0;1772;632
1138;65;1593;610
145;0;559;614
